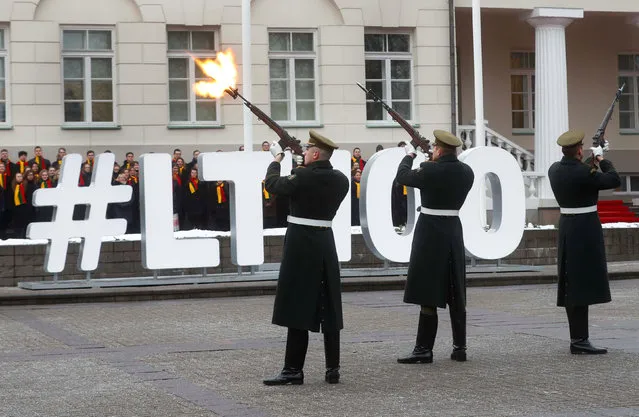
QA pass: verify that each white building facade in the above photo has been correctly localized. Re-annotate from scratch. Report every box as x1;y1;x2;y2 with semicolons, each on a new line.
1;0;638;198
0;0;454;161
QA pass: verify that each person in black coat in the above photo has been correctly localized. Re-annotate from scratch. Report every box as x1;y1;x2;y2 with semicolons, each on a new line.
107;173;135;234
182;168;207;230
351;169;361;226
28;146;51;172
262;131;349;386
394;130;474;365
548;130;621;354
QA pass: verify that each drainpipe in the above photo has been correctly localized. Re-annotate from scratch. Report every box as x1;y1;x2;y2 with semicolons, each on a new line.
449;0;457;135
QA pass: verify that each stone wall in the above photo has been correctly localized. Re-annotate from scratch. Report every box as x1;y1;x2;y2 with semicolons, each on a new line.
2;228;638;287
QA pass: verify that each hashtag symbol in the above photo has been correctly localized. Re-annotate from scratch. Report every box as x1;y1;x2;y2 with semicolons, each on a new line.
26;153;132;273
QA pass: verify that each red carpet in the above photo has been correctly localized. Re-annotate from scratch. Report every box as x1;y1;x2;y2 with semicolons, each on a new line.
597;200;639;224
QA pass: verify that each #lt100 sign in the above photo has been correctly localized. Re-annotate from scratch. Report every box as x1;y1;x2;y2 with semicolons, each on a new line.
27;147;525;273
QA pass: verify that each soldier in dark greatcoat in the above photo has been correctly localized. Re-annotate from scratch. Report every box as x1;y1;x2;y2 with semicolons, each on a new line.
262;130;349;386
394;130;474;364
548;130;620;354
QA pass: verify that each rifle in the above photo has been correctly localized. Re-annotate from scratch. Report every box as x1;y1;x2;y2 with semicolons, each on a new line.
356;82;431;157
224;87;304;156
592;83;625;148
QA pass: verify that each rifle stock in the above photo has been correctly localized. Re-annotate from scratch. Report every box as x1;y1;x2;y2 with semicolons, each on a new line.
356;82;431;156
224;88;304;156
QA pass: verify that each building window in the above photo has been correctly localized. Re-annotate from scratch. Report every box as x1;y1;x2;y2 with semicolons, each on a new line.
268;31;318;124
615;174;639;193
167;30;219;125
510;52;535;131
364;32;413;122
62;29;115;125
618;54;639;131
0;28;8;125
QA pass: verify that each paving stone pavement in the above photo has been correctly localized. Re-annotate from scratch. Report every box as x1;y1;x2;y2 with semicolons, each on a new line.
0;280;638;417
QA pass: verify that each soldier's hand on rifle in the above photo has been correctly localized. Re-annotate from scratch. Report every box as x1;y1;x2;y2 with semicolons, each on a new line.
404;143;417;158
270;141;284;161
602;140;610;153
590;145;604;162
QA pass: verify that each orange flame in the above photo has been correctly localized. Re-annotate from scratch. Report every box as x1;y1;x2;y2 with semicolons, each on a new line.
193;49;238;98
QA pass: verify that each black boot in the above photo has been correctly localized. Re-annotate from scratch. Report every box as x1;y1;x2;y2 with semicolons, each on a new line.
398;312;437;364
264;328;308;386
570;339;608;355
450;308;467;362
566;306;607;355
324;331;340;384
262;367;304;386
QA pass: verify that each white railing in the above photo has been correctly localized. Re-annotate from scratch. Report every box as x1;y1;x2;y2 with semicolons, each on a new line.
457;125;541;201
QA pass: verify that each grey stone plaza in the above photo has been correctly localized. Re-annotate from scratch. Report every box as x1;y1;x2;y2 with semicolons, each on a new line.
1;280;638;417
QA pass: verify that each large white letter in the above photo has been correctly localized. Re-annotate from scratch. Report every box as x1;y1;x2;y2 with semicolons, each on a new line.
199;151;293;266
140;154;220;269
360;148;425;262
458;147;525;259
330;150;352;262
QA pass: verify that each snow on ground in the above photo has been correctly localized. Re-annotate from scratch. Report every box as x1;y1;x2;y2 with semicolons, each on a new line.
2;223;638;246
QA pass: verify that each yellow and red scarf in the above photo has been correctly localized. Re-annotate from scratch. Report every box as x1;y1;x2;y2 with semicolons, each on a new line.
0;174;6;189
14;183;27;206
355;181;360;199
17;160;27;173
189;178;199;194
35;156;47;171
403;186;407;196
352;156;365;171
216;183;227;204
40;179;53;189
173;174;182;187
262;181;270;200
3;160;11;177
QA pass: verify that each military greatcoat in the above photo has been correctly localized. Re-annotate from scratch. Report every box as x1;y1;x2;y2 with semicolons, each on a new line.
264;160;349;333
548;157;621;307
395;154;474;308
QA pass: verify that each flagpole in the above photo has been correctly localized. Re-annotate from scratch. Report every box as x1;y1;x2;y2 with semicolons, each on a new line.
472;0;485;147
242;0;253;152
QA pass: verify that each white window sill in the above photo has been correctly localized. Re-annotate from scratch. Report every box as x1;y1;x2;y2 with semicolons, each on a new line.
0;124;13;130
366;121;420;128
167;124;225;130
275;122;323;128
512;129;534;135
619;130;639;135
61;123;121;130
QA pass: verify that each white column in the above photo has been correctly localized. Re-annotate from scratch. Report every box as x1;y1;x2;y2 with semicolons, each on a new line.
471;0;485;147
527;8;583;206
242;0;253;152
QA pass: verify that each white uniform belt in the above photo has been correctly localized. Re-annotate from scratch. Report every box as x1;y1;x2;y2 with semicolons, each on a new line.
420;207;460;217
559;205;598;215
287;215;332;227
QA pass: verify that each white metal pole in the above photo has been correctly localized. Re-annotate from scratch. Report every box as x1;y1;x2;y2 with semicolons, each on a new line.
471;0;488;229
471;0;485;147
242;0;253;152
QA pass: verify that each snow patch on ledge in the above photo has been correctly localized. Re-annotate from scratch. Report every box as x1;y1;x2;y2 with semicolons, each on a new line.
2;223;638;247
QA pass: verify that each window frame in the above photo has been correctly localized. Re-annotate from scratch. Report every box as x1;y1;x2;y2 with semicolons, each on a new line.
618;53;639;133
60;27;117;128
0;27;11;128
267;29;320;127
510;51;535;134
613;173;639;195
364;30;415;126
167;28;222;127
